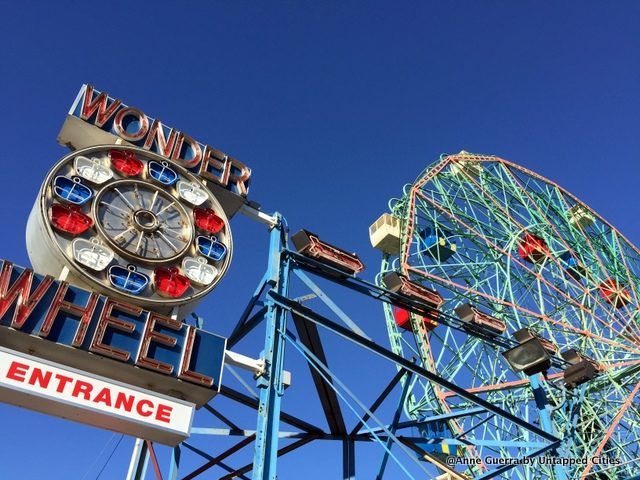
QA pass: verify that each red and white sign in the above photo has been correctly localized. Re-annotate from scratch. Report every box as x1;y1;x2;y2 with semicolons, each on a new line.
0;346;194;445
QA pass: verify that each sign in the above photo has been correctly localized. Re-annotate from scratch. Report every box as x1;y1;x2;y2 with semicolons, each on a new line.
26;144;234;319
58;84;251;216
0;260;226;407
0;346;194;445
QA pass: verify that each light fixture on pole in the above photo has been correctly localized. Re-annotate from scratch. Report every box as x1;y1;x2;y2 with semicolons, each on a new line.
561;349;600;389
502;328;552;376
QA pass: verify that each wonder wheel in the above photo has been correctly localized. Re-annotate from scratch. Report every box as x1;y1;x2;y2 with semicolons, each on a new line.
376;151;640;479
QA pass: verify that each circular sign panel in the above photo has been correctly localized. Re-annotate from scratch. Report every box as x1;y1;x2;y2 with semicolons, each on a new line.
26;145;233;317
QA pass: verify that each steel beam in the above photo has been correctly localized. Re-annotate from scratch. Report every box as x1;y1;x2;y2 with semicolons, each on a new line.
125;438;149;480
268;291;559;443
342;439;356;480
292;311;347;435
182;435;256;480
251;216;290;480
219;386;324;433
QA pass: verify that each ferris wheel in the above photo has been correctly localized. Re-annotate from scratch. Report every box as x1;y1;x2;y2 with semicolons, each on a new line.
373;151;640;479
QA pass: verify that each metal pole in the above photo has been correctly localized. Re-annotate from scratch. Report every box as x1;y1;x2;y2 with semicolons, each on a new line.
342;439;356;480
125;438;149;480
530;374;567;480
376;372;412;479
168;445;180;480
252;215;290;480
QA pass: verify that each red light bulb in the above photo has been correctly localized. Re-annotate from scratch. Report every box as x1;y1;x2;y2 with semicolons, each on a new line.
50;204;94;235
194;207;225;234
109;149;144;177
154;267;191;298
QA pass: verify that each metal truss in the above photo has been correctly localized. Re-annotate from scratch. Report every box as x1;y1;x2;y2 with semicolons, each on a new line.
125;213;561;480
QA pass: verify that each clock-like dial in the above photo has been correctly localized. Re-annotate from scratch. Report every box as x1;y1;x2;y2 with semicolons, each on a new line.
94;180;193;263
26;144;233;317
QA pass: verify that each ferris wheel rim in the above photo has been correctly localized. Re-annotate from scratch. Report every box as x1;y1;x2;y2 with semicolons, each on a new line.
380;151;640;478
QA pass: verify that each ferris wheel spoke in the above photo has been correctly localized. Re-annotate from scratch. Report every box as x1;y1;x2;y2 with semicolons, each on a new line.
161;226;187;243
99;201;130;218
432;334;478;383
150;235;162;258
581;378;640;477
408;263;639;358
113;187;137;211
156;201;176;216
409;192;640;353
528;190;640;333
448;223;628;350
476;166;628;336
386;152;640;477
163;211;181;222
611;231;640;318
112;226;135;242
460;165;624;335
133;183;145;209
148;191;159;212
157;231;179;253
134;232;145;253
549;186;640;323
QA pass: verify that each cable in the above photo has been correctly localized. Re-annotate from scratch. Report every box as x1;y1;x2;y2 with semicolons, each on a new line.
90;434;124;480
79;433;117;480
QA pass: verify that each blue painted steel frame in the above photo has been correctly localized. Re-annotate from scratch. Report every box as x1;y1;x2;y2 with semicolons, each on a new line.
252;214;290;480
124;212;567;480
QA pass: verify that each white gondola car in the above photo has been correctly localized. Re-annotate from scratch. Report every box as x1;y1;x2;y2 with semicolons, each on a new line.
369;213;401;255
177;180;208;206
74;155;113;184
182;256;219;286
72;237;114;272
450;152;482;180
568;204;595;229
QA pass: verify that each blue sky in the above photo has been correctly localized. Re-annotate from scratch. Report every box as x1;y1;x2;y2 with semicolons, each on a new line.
0;1;639;479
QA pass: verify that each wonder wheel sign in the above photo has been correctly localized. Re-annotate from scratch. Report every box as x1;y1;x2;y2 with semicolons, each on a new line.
26;144;233;318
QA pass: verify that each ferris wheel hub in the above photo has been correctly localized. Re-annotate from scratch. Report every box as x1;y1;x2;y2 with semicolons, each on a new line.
132;209;159;232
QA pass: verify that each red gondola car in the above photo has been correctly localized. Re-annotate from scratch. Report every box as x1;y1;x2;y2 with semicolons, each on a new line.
598;279;631;309
517;233;549;263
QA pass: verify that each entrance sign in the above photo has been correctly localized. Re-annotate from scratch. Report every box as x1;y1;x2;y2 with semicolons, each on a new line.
1;84;241;448
0;260;226;407
58;84;251;216
0;347;194;445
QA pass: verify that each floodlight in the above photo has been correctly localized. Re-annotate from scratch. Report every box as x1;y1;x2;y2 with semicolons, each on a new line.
561;348;600;388
502;338;551;376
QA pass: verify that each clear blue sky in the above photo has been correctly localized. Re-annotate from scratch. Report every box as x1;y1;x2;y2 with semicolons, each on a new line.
0;1;639;479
